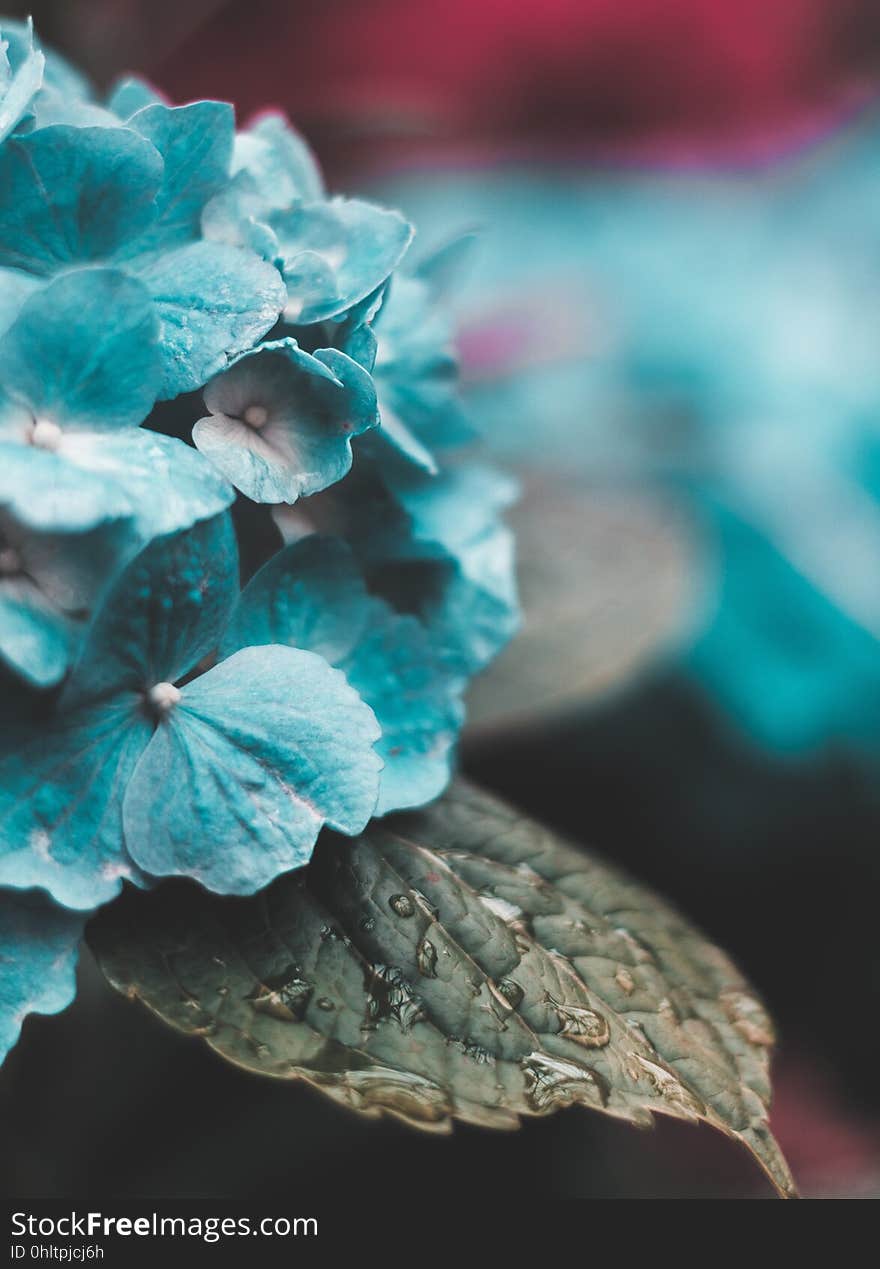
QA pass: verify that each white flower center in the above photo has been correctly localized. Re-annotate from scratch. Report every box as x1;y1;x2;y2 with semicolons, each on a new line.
0;547;21;576
31;418;63;451
147;681;182;715
243;404;269;429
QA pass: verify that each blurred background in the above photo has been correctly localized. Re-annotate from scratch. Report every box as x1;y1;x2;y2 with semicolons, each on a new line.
3;0;880;1199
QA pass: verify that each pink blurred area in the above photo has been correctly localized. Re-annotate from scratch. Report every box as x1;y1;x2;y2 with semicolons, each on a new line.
149;0;880;172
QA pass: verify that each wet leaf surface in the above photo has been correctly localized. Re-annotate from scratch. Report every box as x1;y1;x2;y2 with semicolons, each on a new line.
465;476;699;734
88;779;795;1197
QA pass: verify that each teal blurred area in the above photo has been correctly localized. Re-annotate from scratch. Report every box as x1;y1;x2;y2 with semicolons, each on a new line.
375;118;880;756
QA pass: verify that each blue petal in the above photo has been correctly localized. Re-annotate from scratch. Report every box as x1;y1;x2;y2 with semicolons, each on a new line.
273;197;413;325
372;271;474;464
0;268;39;339
200;170;281;261
106;75;165;119
0;510;134;687
124;101;234;254
0;430;233;541
28;91;117;130
0;124;162;276
134;240;286;397
232;111;324;208
0;268;162;432
0;889;83;1066
224;535;463;815
193;338;377;503
363;464;520;675
123;644;382;893
0;579;72;688
64;512;238;708
0;19;44;142
0;696;152;909
5;20;92;100
0;440;133;533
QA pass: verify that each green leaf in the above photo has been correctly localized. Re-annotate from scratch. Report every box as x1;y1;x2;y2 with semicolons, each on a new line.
87;780;795;1198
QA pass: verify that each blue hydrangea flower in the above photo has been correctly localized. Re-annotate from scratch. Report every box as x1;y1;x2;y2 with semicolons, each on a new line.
205;111;413;327
0;513;382;909
193;338;378;503
0;112;287;398
0;26;518;1063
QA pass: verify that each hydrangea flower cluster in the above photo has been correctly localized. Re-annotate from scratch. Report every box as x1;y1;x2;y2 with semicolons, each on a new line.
0;20;518;1064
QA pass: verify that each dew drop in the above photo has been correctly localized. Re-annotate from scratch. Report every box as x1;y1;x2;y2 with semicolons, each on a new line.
496;978;524;1009
629;1054;704;1117
546;995;610;1048
615;967;636;995
520;1052;605;1111
389;893;414;918
366;964;425;1032
416;937;438;978
248;971;313;1023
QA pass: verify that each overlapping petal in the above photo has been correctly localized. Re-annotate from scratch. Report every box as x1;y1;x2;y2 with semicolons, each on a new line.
0;124;163;275
0;889;83;1064
224;534;463;813
0;267;162;434
274;197;413;325
0;505;135;687
123;101;234;255
193;338;377;502
123;644;382;892
135;240;286;397
359;462;520;676
0;19;44;143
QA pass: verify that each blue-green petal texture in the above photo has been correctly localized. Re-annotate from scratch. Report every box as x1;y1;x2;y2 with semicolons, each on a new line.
0;515;238;906
193;338;378;503
0;428;233;541
0;440;132;533
124;101;234;255
201;169;281;261
0;19;44;142
64;512;238;708
232;111;324;208
370;271;473;473
5;19;91;100
274;197;413;325
122;644;382;894
0;506;135;687
365;463;520;675
0;268;162;433
106;76;165;120
0;889;83;1065
0;696;153;908
0;124;163;276
134;239;286;397
224;535;464;815
0;268;39;339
